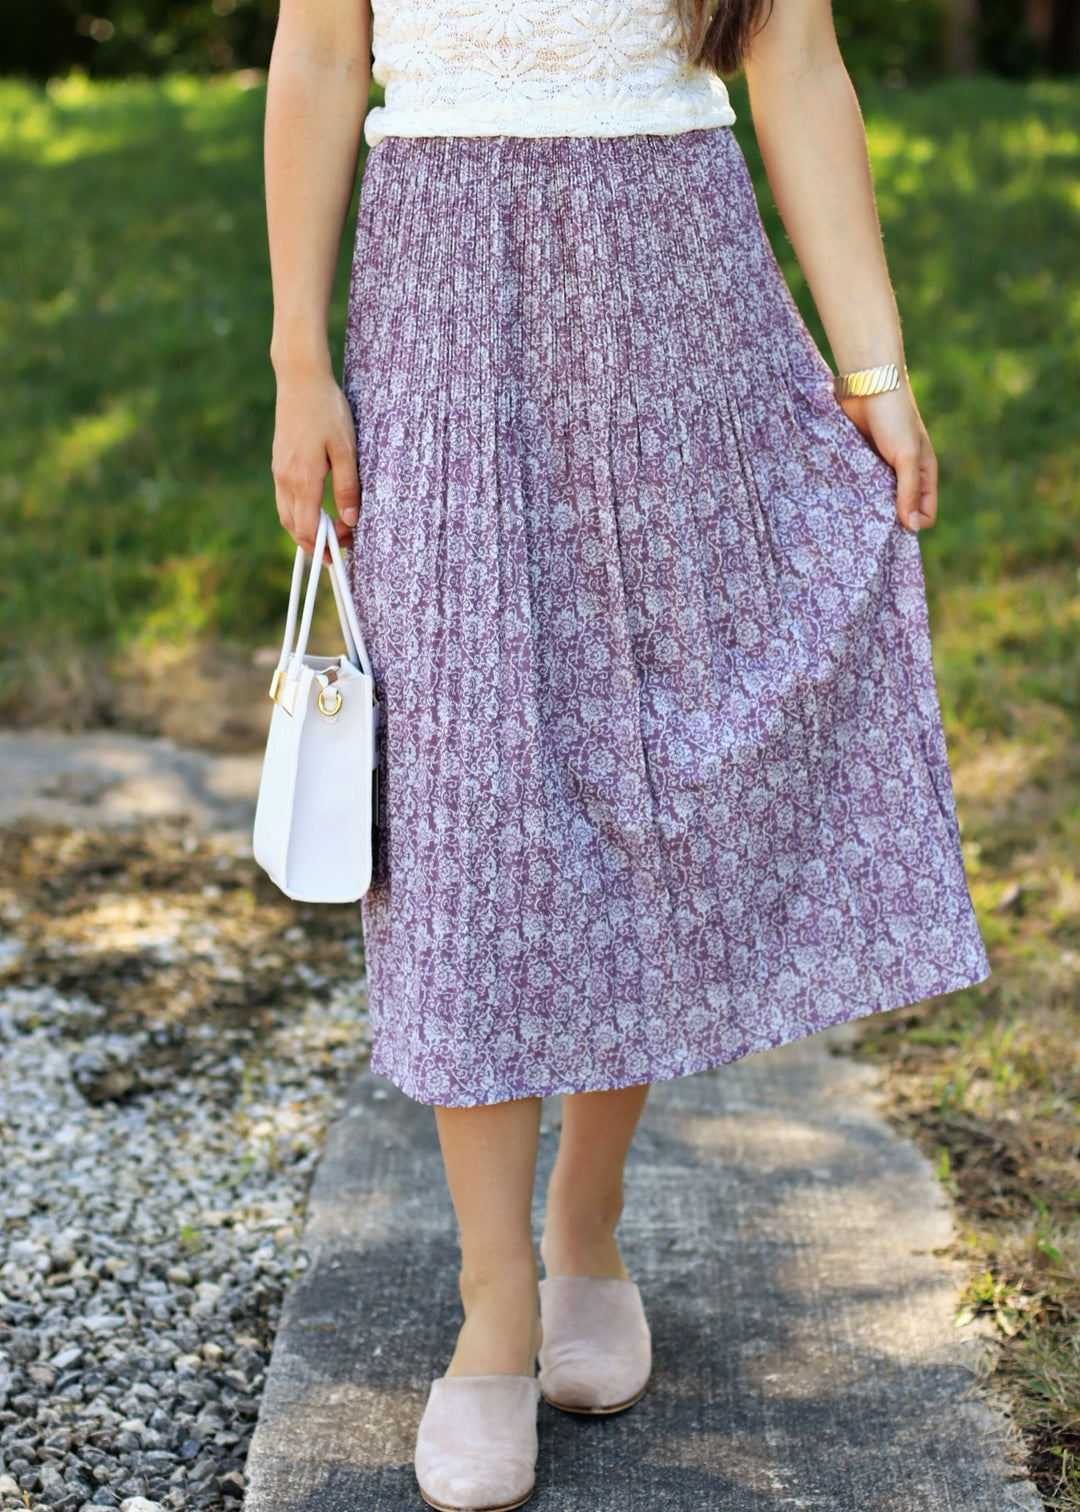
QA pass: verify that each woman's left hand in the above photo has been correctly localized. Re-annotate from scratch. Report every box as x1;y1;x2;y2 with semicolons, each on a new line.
839;385;938;533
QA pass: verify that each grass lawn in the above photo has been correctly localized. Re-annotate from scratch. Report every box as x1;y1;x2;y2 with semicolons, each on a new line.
1;69;1079;1506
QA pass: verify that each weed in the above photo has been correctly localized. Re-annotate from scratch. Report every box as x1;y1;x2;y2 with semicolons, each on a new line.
177;1221;203;1254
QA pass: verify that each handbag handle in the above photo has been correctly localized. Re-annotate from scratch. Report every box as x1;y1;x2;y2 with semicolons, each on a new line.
269;510;374;715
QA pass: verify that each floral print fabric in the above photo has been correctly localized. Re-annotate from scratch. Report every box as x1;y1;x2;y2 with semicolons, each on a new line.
343;127;990;1108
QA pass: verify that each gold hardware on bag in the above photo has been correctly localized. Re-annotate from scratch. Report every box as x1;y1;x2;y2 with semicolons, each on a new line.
316;670;343;719
270;671;300;717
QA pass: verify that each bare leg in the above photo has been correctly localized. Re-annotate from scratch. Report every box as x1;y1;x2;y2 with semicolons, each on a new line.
540;1084;650;1279
434;1097;543;1377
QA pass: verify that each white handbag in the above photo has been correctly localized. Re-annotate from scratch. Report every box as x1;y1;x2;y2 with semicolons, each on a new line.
253;509;379;903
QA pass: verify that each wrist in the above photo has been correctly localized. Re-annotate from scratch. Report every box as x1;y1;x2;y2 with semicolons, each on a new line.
827;321;905;381
270;329;334;381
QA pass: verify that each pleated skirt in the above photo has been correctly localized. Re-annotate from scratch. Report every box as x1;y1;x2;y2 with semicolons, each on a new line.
342;126;990;1108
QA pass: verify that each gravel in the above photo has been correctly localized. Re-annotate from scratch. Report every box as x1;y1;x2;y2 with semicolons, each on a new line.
0;824;372;1512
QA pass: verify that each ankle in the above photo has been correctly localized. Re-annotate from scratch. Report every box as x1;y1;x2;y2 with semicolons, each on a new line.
539;1221;628;1281
447;1260;541;1378
545;1174;624;1234
458;1253;538;1311
542;1185;623;1257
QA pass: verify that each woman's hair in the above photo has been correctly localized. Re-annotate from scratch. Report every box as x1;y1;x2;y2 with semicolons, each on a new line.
681;0;773;74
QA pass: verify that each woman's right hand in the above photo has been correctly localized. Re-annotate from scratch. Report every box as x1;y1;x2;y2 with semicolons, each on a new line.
271;366;361;556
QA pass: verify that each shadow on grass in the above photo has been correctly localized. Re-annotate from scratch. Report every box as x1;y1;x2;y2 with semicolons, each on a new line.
2;74;1077;729
0;73;372;679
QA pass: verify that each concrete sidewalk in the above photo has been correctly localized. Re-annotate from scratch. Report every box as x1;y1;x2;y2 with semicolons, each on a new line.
245;1034;1041;1512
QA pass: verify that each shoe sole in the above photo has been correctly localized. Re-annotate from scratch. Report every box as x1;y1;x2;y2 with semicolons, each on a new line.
540;1380;649;1416
419;1488;534;1512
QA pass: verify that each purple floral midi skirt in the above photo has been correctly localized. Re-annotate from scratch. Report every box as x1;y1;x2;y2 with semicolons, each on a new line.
342;126;990;1108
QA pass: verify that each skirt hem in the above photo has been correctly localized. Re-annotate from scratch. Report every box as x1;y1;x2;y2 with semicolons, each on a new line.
370;962;993;1108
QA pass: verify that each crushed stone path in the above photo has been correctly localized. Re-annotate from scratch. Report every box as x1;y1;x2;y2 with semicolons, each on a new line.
246;1041;1042;1512
0;730;367;1512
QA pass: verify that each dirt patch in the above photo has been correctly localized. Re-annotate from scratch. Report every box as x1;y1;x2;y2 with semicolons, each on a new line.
2;643;274;755
0;821;367;1100
852;991;1080;1510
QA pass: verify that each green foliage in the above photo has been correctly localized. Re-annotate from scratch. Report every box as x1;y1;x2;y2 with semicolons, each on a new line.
829;0;1072;85
833;0;949;88
5;0;1070;84
6;0;277;82
0;74;271;661
975;0;1045;78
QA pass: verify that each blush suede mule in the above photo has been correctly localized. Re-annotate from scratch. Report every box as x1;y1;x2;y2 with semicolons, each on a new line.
537;1276;652;1414
414;1373;541;1512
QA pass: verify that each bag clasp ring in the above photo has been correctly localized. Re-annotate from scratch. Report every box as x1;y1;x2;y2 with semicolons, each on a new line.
316;669;343;719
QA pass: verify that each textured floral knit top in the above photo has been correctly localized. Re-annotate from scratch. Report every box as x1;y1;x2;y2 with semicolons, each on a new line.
364;0;737;147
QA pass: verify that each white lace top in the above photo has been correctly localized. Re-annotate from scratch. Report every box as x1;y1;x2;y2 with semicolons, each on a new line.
364;0;736;147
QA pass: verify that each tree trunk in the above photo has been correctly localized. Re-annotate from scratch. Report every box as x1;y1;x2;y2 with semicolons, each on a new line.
945;0;979;71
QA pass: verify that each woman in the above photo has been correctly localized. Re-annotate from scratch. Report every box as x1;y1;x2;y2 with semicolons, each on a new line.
264;0;990;1504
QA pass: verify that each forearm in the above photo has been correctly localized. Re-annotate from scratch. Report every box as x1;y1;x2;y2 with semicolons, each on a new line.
264;2;371;378
745;45;903;375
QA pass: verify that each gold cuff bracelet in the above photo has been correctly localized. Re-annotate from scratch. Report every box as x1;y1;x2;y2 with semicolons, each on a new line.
833;363;903;400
